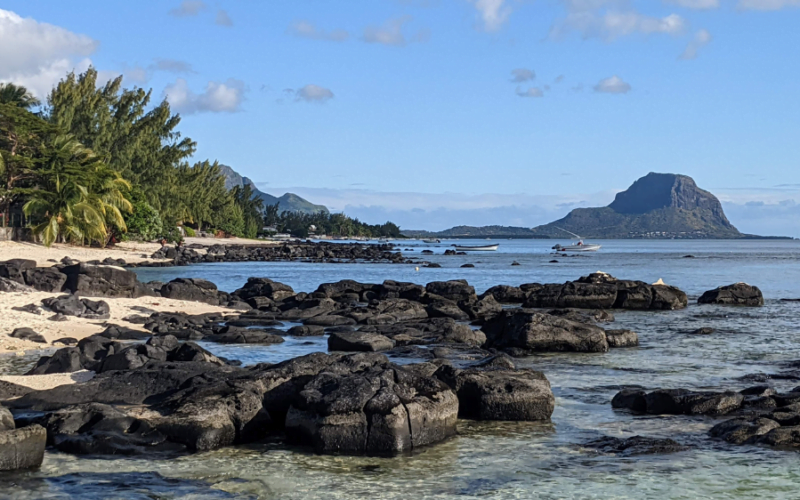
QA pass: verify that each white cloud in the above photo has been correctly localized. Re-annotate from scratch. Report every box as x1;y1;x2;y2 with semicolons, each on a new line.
737;0;800;10
215;10;233;27
594;75;631;93
516;86;544;98
470;0;513;32
665;0;720;9
0;9;99;98
169;1;206;17
510;68;536;83
680;29;712;59
363;16;427;46
289;21;350;42
277;85;335;104
551;10;687;40
164;78;246;114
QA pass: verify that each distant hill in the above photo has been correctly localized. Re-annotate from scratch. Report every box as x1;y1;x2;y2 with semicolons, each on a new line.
404;173;777;239
219;165;328;215
530;173;742;239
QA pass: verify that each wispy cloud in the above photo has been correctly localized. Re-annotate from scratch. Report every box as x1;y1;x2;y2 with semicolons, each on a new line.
510;68;535;83
470;0;513;32
282;84;335;103
516;86;544;98
215;10;233;27
363;16;428;46
594;75;631;94
665;0;720;9
169;1;206;17
737;0;800;10
680;29;712;59
289;21;350;42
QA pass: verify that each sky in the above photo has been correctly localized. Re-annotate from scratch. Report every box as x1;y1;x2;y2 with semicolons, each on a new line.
2;0;800;235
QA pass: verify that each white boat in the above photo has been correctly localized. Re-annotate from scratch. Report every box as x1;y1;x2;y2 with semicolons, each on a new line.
551;228;601;252
552;242;601;252
452;243;499;251
423;238;441;244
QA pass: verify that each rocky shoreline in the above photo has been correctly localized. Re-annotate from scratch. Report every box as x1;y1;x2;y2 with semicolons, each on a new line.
1;254;782;471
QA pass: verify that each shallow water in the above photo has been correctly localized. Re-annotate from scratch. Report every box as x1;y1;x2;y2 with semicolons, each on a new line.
3;239;800;499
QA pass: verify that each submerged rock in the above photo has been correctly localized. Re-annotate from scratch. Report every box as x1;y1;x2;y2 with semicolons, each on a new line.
582;435;688;456
612;388;744;415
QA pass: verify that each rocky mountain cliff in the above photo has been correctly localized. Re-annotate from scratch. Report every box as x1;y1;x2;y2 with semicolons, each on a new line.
219;165;328;215
530;173;741;238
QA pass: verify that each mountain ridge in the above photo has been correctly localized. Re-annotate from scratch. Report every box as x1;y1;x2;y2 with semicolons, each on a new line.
218;165;328;215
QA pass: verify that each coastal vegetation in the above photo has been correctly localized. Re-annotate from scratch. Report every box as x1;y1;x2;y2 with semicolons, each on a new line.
0;70;398;246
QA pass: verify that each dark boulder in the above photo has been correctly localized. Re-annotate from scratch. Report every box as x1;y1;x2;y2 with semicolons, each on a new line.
425;280;477;303
434;359;554;421
42;295;86;317
0;259;36;284
232;277;295;302
287;325;325;336
9;328;47;344
482;309;608;354
284;359;458;454
61;263;142;298
161;278;226;305
23;267;67;292
613;388;744;415
0;277;34;292
698;283;764;306
605;329;639;348
0;424;47;471
480;285;527;304
709;416;781;444
208;326;285;345
328;331;395;352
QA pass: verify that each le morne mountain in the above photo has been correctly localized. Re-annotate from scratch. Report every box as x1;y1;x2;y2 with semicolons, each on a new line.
219;165;328;215
406;173;764;239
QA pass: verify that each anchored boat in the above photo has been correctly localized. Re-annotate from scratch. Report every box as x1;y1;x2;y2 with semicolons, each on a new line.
552;228;601;252
452;243;499;251
422;238;441;244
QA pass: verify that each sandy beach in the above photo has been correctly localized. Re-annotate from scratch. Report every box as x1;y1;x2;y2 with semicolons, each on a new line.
0;236;276;268
0;289;234;354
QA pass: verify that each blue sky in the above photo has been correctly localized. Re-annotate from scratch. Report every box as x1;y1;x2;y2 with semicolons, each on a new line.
2;0;800;234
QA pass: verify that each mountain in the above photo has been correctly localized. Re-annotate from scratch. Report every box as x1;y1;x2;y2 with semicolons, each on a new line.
218;165;328;215
530;173;741;239
404;173;767;239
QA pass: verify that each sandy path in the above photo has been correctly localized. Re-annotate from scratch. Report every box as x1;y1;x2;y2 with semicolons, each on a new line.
0;289;234;354
0;370;95;391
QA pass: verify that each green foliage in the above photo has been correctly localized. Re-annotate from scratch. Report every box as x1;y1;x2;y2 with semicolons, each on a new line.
0;83;41;110
47;68;195;221
183;226;196;237
124;189;163;241
232;183;264;239
23;135;131;247
160;225;183;244
267;207;402;238
215;201;245;237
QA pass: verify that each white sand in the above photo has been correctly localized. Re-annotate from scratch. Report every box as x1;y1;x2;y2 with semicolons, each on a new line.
0;290;235;354
0;237;276;268
0;370;95;391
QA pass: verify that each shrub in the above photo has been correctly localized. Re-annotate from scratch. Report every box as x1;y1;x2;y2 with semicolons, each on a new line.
184;226;196;237
125;196;163;241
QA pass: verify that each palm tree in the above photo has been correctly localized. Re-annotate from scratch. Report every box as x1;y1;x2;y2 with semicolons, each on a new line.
0;83;40;110
23;135;130;246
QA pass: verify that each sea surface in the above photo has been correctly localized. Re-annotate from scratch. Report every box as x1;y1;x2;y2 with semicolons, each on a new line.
3;239;800;499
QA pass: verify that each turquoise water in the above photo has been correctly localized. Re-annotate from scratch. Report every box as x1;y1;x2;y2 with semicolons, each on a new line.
3;239;800;499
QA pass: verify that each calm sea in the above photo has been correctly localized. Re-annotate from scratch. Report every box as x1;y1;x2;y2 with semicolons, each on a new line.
4;239;800;499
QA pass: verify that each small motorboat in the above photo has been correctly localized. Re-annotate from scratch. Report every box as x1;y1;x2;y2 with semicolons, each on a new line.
423;238;441;244
452;243;499;251
551;228;601;252
552;241;601;252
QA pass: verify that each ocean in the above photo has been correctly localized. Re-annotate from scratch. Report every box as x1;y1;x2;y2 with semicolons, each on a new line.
3;239;800;499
